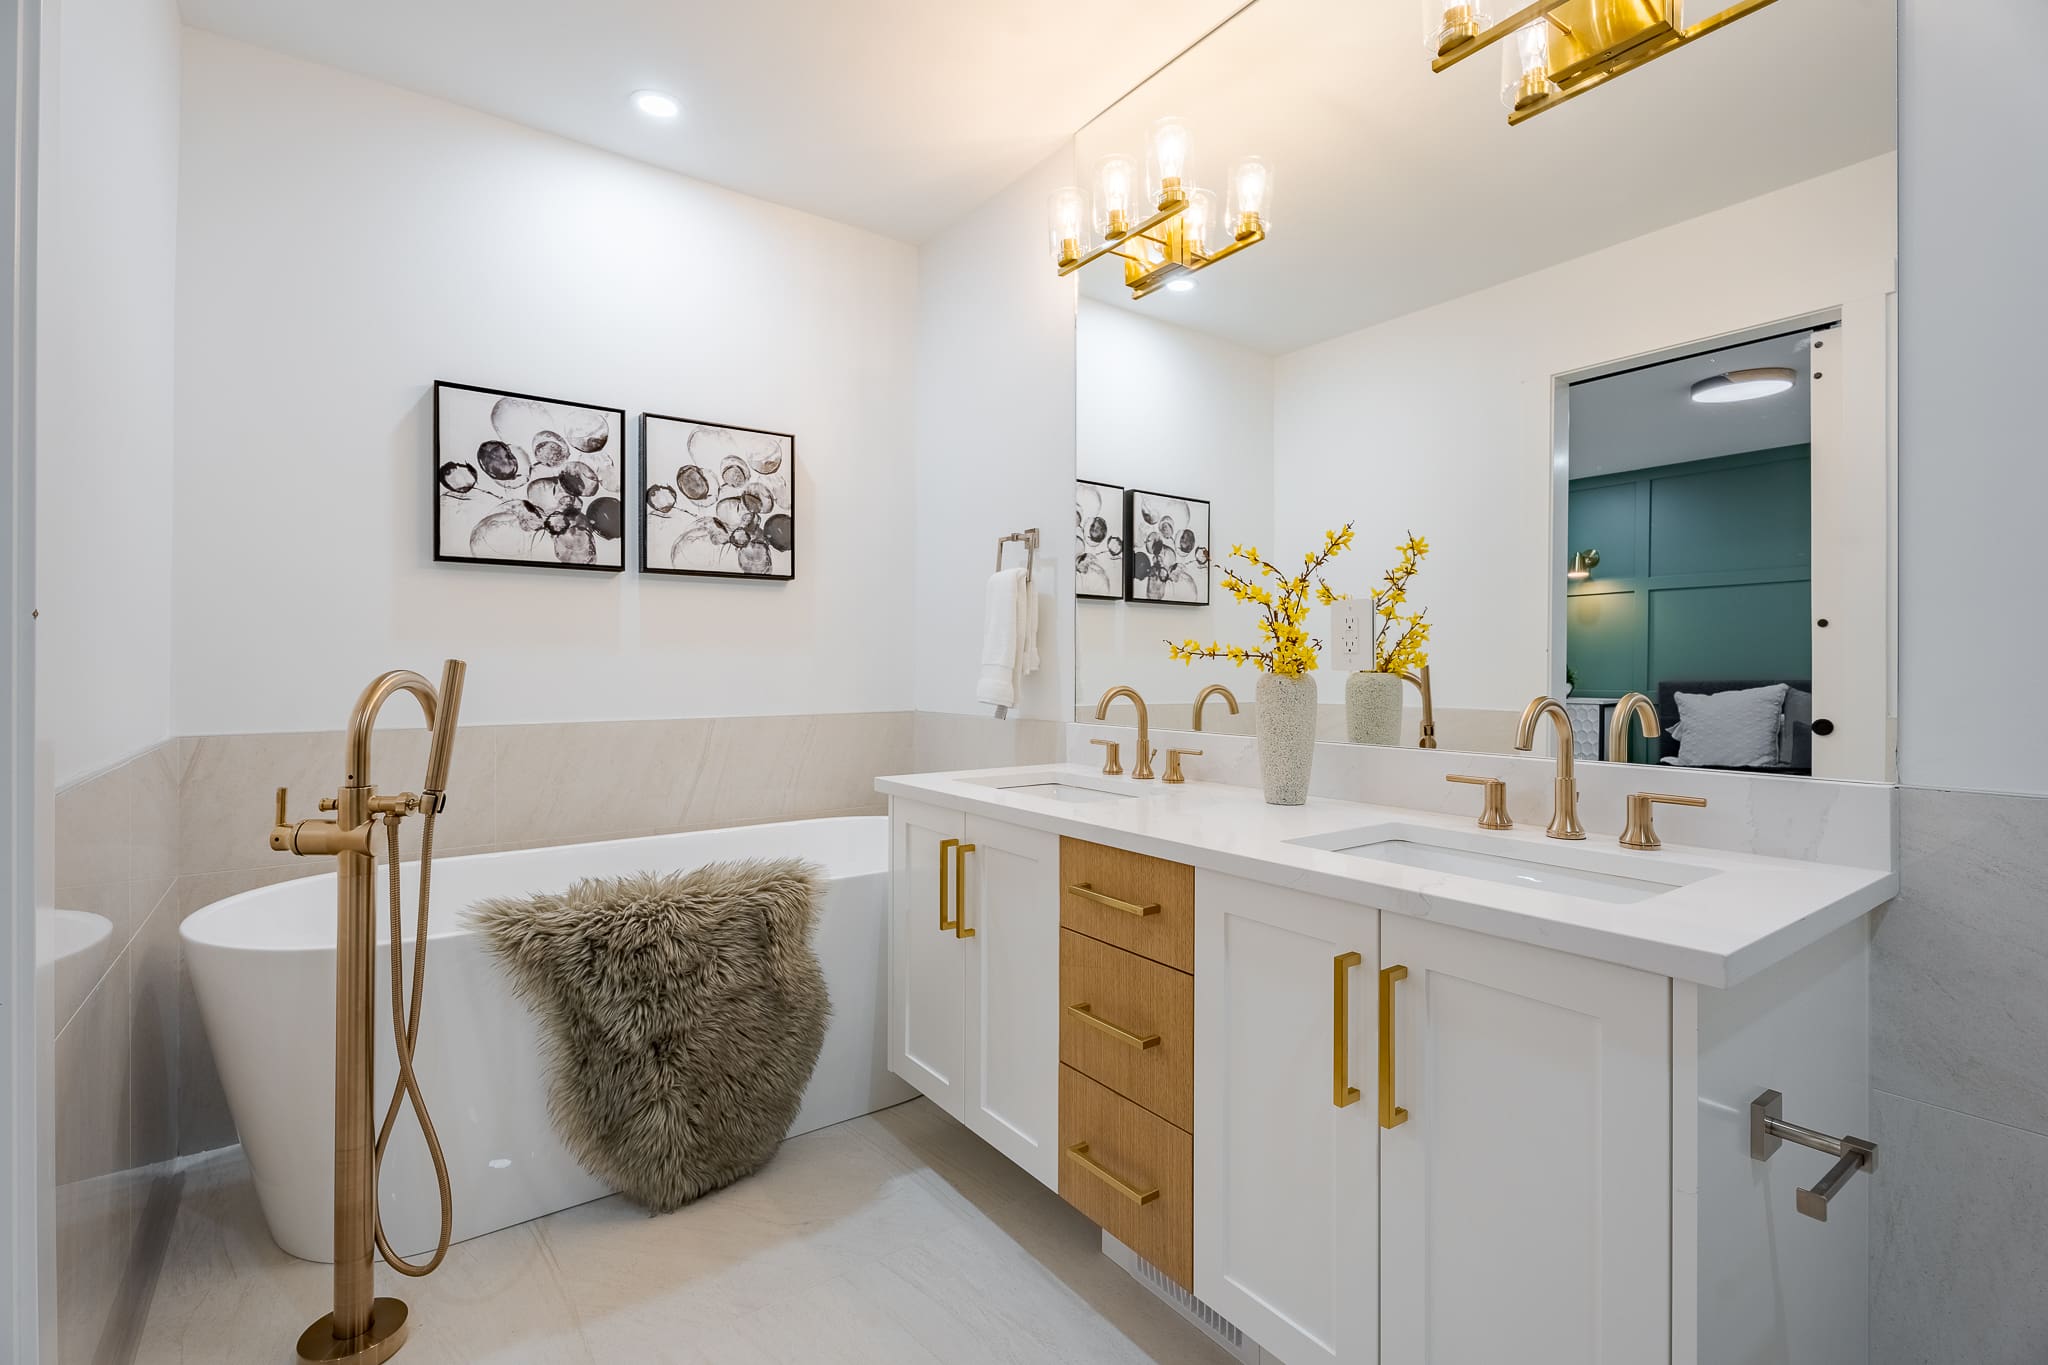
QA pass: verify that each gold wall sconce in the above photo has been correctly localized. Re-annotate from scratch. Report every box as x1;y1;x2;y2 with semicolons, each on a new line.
1050;118;1270;300
1426;0;1781;125
1567;548;1601;581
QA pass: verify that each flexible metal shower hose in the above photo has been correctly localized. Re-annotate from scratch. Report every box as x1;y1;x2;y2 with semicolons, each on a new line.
372;807;454;1276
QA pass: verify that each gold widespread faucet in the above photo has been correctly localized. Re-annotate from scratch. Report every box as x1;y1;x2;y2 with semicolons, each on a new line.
1608;692;1661;762
1095;685;1155;779
1395;664;1439;749
1514;695;1585;840
1192;684;1239;732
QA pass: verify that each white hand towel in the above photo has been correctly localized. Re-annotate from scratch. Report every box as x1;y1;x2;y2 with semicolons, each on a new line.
974;568;1028;709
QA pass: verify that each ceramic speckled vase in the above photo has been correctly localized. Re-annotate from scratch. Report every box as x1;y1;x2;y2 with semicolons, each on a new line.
1256;673;1318;806
1346;670;1404;746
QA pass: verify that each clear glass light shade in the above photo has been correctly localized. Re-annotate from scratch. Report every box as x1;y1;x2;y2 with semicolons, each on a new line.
1226;157;1274;236
1047;187;1087;264
1501;21;1557;109
1426;0;1491;55
1146;117;1193;207
1093;153;1140;238
1180;188;1217;257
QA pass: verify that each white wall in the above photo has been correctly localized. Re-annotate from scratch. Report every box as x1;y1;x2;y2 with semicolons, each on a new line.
35;0;180;785
1896;1;2048;797
1076;300;1273;707
173;33;919;737
1273;155;1897;724
910;150;1076;721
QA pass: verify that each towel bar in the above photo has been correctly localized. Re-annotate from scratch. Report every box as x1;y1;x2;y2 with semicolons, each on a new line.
995;528;1041;585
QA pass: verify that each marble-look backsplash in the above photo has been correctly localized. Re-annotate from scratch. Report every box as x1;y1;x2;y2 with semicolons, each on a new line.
1065;721;1898;870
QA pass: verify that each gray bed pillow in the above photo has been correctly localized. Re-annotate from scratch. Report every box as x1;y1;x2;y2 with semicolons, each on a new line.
1780;687;1813;769
1668;684;1789;769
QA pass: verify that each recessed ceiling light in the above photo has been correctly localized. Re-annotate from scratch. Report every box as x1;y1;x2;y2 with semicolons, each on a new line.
1691;367;1797;404
1166;278;1196;293
632;90;680;120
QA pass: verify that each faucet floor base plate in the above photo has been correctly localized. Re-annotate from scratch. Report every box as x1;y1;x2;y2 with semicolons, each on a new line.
297;1299;410;1364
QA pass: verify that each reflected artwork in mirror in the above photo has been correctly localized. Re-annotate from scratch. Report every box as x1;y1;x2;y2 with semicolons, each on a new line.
1076;479;1124;599
1065;0;1895;781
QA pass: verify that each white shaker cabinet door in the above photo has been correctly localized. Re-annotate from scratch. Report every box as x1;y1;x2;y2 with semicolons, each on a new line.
958;814;1061;1188
1379;914;1671;1365
1195;872;1380;1365
887;800;968;1117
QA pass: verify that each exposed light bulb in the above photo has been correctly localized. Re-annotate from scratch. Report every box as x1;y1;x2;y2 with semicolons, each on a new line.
1427;0;1491;56
1093;153;1139;240
1148;116;1192;207
1500;22;1555;110
1226;157;1272;238
1182;187;1217;256
1047;187;1087;267
632;90;680;119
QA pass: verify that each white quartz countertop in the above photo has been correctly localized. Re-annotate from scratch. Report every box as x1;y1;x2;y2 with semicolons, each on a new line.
875;764;1899;989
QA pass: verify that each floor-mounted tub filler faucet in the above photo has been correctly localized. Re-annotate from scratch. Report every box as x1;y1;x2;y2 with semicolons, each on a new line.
271;659;467;1365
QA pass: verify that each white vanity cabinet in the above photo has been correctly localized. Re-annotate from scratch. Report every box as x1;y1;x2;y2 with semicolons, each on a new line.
1193;873;1381;1365
1377;914;1671;1365
887;800;1060;1187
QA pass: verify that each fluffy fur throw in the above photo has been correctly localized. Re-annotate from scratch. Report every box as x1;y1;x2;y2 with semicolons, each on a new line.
473;858;830;1213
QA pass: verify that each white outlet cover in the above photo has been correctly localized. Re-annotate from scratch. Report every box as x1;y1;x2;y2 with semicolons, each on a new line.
1328;599;1369;672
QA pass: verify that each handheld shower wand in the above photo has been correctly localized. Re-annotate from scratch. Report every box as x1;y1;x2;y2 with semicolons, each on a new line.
271;659;467;1365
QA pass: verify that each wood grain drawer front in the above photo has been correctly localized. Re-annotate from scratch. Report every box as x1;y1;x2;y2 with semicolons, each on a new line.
1058;1065;1194;1291
1059;930;1193;1132
1059;838;1194;972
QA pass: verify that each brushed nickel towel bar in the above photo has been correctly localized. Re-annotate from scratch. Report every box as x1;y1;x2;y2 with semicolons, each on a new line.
1750;1089;1878;1223
995;527;1040;586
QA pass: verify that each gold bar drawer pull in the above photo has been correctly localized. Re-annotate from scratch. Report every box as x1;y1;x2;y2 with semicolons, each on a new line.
1065;1142;1160;1205
1068;1002;1162;1050
1067;883;1161;917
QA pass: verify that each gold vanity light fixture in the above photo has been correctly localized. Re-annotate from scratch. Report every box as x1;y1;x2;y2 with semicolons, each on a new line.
1049;117;1270;300
1566;548;1601;581
1426;0;1782;126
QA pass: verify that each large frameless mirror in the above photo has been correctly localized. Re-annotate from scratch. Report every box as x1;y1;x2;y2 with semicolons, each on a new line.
1065;0;1897;782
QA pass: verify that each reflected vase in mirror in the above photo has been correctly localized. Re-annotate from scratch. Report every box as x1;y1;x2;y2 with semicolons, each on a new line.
1257;673;1317;805
1346;670;1403;746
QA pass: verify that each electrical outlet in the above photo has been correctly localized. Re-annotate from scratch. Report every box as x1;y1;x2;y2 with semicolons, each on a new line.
1328;599;1369;672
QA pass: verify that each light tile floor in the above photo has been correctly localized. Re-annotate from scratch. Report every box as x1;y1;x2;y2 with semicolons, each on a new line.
136;1099;1241;1364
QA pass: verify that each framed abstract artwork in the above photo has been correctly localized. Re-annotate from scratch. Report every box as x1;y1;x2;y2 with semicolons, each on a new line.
432;381;626;572
1075;479;1125;599
640;414;796;579
1124;488;1212;605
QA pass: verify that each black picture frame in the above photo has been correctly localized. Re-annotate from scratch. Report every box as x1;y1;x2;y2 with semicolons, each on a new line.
1075;479;1125;600
639;413;797;581
432;380;627;573
1123;488;1212;605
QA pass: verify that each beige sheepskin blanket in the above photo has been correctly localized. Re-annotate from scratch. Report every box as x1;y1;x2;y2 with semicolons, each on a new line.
473;858;829;1213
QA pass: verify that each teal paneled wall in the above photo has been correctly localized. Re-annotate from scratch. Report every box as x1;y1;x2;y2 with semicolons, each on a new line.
1567;447;1812;754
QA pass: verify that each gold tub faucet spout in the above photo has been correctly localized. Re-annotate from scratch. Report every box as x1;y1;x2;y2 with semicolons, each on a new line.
1514;695;1585;840
1095;686;1155;779
1192;684;1239;732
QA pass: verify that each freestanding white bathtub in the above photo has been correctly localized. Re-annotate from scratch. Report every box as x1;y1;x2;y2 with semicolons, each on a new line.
181;815;912;1262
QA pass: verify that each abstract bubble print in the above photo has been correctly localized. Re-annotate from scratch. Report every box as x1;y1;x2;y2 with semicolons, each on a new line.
640;415;795;580
433;383;625;571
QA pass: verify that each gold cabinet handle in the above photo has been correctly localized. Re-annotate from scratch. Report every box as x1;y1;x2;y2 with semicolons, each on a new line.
1065;1142;1160;1205
937;838;959;932
1380;964;1410;1129
953;842;976;938
1333;952;1362;1108
1067;1003;1162;1050
1067;883;1160;917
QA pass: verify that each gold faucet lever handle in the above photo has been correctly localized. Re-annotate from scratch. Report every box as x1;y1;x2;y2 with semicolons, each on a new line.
1446;774;1513;830
1162;748;1204;784
1620;792;1709;850
1089;737;1123;776
274;786;289;826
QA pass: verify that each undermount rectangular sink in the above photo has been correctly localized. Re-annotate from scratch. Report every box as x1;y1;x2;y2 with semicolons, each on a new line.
1291;825;1712;905
959;770;1150;804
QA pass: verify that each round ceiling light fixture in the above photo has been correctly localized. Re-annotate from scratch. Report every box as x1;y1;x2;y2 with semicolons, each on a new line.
1690;367;1797;404
632;90;681;119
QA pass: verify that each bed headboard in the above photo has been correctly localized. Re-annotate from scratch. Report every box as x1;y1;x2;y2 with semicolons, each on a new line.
1653;678;1813;770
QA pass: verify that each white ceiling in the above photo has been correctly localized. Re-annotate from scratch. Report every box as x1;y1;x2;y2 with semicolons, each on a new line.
1567;330;1814;478
177;0;1249;242
1075;0;1896;354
